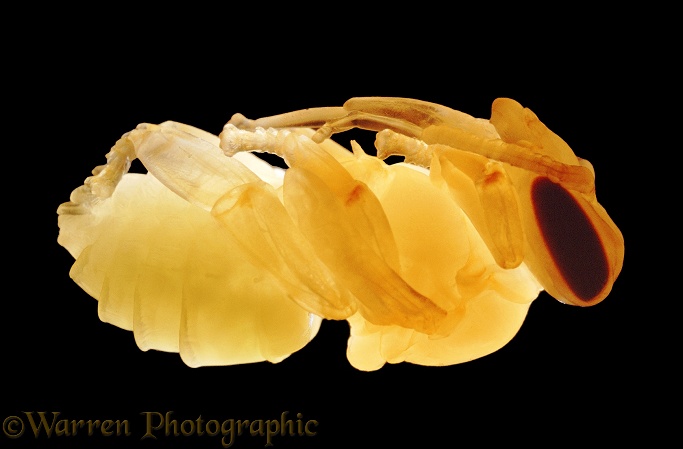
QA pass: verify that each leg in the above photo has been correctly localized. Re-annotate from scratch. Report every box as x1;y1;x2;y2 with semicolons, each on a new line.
229;97;594;194
227;107;425;143
221;122;448;333
228;97;497;142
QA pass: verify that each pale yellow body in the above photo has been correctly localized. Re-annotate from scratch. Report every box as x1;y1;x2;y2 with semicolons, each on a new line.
57;97;623;370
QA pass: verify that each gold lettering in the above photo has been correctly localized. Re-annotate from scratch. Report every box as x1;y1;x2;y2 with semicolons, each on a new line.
117;419;131;436
265;419;280;447
296;413;304;436
72;419;85;435
165;411;179;436
221;419;236;448
141;411;163;440
305;419;318;436
236;419;249;434
100;419;114;436
55;417;70;436
25;411;58;437
249;419;265;437
87;420;99;435
180;419;195;436
195;415;205;436
281;411;295;436
205;419;219;436
21;410;315;444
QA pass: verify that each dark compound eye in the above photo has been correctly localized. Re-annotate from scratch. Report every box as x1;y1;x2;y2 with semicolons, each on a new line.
531;177;609;302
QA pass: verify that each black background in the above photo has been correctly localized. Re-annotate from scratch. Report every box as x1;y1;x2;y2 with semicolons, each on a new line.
4;10;662;448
